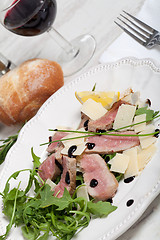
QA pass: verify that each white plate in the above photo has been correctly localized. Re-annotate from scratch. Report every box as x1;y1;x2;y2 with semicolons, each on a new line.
0;58;160;240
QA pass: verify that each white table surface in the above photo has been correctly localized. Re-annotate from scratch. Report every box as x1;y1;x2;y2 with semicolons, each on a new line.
1;0;160;239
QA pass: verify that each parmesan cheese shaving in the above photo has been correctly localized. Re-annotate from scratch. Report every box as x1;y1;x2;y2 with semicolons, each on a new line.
113;104;136;130
81;99;107;120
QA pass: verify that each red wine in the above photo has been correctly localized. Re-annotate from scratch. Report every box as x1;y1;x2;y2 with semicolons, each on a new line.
4;0;57;36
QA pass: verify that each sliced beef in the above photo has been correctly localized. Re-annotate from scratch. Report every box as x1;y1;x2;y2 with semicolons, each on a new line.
54;156;76;198
88;100;128;132
78;112;90;130
85;131;140;154
47;131;68;153
80;153;118;201
38;153;62;181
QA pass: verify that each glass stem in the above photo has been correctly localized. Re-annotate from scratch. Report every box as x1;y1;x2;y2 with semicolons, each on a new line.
48;27;79;61
0;53;16;76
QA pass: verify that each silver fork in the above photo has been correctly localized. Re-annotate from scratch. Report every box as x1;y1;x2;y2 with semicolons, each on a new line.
115;10;160;49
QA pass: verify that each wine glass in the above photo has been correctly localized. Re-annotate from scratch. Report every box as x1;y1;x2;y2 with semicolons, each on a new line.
0;0;96;77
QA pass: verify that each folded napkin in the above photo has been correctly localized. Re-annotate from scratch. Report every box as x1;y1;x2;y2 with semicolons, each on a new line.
99;0;160;66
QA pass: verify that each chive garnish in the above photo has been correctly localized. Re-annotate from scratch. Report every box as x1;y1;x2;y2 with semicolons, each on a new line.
40;113;160;146
40;131;159;146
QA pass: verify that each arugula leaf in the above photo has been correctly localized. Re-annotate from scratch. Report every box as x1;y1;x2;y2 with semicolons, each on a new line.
3;169;31;197
3;201;15;220
0;182;21;240
3;171;21;197
31;147;41;169
102;153;116;164
87;201;117;217
135;107;159;121
3;188;25;219
51;188;73;211
21;225;39;240
39;184;55;208
37;231;50;240
4;188;25;202
115;173;124;182
40;186;73;210
76;172;84;186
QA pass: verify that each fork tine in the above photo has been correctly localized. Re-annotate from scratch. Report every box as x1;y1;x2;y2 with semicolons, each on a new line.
114;21;146;46
117;17;149;41
123;10;155;33
120;14;151;37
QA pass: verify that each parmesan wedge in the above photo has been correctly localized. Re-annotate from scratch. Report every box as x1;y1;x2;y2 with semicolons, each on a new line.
81;99;107;120
109;153;130;174
138;143;157;171
61;143;86;156
61;128;86;147
113;104;136;130
140;136;156;149
124;147;139;179
77;185;89;201
134;114;146;133
139;124;156;149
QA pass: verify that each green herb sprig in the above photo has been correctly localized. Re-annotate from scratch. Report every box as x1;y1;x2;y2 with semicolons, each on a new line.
0;123;26;165
0;134;18;165
91;83;96;91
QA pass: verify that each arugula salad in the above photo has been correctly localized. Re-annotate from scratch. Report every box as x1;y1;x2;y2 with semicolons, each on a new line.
0;88;159;240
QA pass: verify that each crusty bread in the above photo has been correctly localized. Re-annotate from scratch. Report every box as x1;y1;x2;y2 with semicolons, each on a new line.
0;58;64;125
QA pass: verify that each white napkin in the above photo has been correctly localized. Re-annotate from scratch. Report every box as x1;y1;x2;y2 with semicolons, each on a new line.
99;0;160;66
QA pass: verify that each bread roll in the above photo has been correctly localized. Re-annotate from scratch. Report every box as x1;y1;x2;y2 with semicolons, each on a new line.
0;58;64;125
